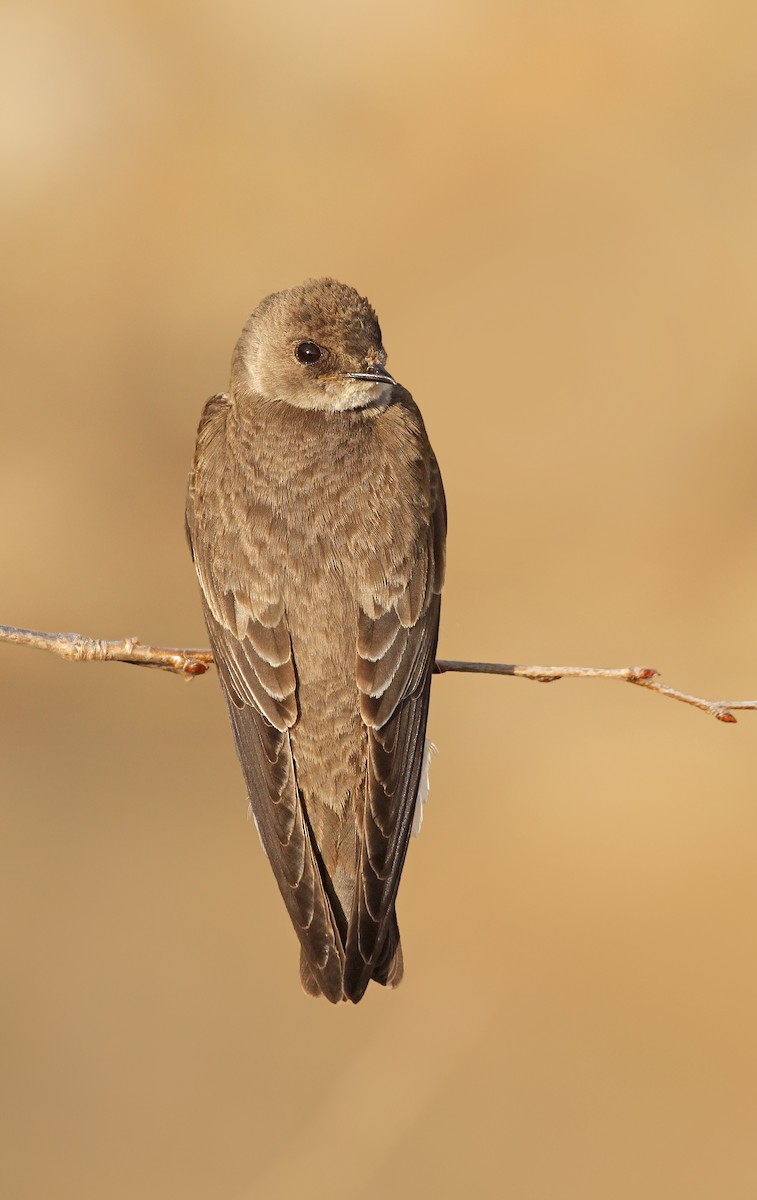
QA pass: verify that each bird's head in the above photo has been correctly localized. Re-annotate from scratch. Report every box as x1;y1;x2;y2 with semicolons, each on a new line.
231;277;395;412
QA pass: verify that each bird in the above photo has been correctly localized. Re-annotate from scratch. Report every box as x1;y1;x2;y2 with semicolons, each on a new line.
185;278;446;1003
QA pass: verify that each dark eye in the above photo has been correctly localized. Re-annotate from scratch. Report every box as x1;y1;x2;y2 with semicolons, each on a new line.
295;341;322;365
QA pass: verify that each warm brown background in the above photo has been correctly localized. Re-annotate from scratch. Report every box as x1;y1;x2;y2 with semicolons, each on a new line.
2;2;757;1197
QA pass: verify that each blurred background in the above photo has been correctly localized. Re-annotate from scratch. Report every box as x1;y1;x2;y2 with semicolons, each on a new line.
2;1;757;1196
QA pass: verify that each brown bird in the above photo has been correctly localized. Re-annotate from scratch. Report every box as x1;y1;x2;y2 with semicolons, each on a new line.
186;278;445;1003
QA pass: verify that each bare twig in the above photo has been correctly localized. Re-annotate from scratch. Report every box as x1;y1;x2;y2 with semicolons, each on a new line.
0;625;212;678
433;660;744;723
1;623;755;723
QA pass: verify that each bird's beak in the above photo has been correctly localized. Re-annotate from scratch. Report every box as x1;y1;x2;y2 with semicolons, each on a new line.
340;363;396;386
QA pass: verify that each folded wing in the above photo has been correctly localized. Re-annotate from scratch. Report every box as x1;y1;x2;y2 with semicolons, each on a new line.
344;454;446;1002
186;394;345;1002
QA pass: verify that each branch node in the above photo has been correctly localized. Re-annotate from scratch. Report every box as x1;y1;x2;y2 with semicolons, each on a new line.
72;634;97;662
183;660;209;678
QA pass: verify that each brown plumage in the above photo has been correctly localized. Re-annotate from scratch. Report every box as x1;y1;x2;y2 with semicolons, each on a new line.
186;278;446;1003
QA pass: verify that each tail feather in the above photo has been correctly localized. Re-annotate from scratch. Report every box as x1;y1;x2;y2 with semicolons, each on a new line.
299;911;404;999
300;949;325;998
371;911;404;989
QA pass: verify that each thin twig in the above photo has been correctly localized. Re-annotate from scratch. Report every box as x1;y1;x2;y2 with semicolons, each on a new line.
0;625;212;677
1;623;754;723
433;660;743;722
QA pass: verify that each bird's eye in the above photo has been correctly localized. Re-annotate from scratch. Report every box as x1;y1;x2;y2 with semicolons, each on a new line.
294;341;322;365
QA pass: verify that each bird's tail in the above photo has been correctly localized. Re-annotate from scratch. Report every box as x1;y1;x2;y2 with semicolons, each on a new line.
299;910;404;999
370;911;404;988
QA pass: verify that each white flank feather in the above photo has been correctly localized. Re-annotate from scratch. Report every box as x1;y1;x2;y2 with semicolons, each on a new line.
411;740;437;838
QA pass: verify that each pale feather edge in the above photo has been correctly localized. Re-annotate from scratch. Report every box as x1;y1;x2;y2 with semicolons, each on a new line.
411;739;437;838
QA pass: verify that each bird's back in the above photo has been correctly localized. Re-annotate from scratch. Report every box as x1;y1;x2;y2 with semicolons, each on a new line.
188;378;444;1001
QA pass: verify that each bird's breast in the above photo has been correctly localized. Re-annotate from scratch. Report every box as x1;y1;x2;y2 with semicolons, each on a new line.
231;399;412;596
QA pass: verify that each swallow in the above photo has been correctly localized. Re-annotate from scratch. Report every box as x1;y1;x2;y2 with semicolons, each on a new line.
186;278;445;1002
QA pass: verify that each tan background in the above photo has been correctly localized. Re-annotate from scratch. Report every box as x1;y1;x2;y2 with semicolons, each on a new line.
2;1;757;1196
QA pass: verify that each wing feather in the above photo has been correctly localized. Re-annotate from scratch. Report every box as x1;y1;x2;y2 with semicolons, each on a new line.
344;453;446;1002
205;606;345;999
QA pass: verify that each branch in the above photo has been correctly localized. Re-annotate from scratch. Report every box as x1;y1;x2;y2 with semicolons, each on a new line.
432;660;743;722
1;624;754;723
0;625;213;677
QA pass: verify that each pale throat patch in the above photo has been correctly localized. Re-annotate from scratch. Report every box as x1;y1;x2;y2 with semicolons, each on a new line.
321;378;393;412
